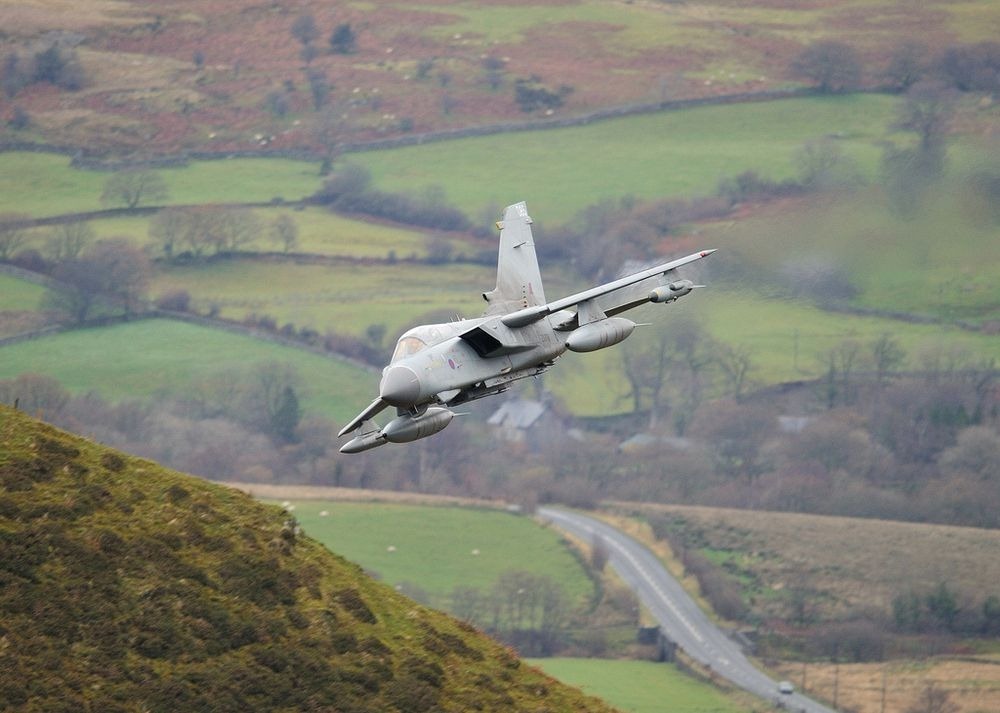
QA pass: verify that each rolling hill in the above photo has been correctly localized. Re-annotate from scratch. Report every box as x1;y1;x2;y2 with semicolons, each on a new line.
2;0;996;152
0;404;618;712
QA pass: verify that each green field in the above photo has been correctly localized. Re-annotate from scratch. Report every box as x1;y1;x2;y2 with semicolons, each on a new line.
1;96;898;223
0;273;46;311
693;291;1000;380
352;95;901;222
44;207;455;260
0;153;324;218
6;265;999;420
703;177;1000;324
526;658;747;713
283;502;595;610
150;258;499;340
415;1;716;50
0;318;376;423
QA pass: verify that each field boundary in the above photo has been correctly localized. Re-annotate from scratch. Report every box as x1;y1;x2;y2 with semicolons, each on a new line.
0;87;822;167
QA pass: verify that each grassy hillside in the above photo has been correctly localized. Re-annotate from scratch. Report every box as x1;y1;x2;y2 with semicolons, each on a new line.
610;503;1000;624
703;175;1000;325
0;405;619;712
3;0;995;152
526;658;747;713
284;501;595;610
0;318;377;424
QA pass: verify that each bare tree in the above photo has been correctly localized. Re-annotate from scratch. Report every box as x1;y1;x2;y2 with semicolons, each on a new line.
290;13;320;46
893;80;956;153
0;212;29;260
620;327;673;427
306;67;330;110
590;535;610;573
100;169;169;210
791;41;863;93
937;41;1000;93
691;402;776;507
870;333;906;388
716;343;754;402
46;220;94;262
884;41;928;92
214;208;262;252
0;373;69;415
905;683;959;713
43;238;151;322
148;207;189;259
939;426;1000;479
84;238;152;314
794;138;861;189
270;214;299;253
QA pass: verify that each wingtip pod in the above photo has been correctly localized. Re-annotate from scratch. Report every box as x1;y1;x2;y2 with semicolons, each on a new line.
699;249;717;258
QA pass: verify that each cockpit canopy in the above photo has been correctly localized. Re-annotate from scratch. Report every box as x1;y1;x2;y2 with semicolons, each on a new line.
391;335;427;363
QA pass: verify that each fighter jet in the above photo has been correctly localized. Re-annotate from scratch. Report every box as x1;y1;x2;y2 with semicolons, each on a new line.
339;201;715;453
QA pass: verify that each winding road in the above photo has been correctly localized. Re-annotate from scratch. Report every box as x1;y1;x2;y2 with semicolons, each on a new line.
537;507;837;713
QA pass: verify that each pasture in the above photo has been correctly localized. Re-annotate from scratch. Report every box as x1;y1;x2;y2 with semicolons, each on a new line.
281;501;595;610
149;258;500;340
44;207;457;260
0;318;377;423
2;95;899;223
351;94;901;222
5;253;998;421
0;273;45;311
526;658;748;713
0;152;324;218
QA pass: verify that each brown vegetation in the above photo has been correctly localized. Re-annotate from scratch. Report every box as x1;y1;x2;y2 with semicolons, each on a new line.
771;657;1000;713
2;1;997;153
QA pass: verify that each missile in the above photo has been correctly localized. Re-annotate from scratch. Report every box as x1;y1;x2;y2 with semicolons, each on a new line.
649;280;702;303
566;317;636;353
381;407;454;444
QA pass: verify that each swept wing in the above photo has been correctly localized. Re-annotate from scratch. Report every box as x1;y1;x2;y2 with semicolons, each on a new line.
500;249;716;328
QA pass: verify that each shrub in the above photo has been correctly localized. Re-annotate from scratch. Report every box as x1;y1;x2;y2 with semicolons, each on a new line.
514;76;573;112
155;289;191;312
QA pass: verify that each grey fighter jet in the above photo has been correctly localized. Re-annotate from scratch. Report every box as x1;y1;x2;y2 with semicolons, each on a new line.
339;201;715;453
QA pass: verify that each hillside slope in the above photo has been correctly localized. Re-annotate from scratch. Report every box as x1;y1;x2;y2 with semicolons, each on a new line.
0;405;617;713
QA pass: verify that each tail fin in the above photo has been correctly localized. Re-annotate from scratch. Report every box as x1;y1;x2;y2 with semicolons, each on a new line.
482;201;547;316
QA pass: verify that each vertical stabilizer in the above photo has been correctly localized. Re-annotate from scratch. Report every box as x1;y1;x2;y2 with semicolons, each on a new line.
482;202;547;316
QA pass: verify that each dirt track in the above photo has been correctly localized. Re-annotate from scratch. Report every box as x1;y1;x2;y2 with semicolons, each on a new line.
224;481;506;508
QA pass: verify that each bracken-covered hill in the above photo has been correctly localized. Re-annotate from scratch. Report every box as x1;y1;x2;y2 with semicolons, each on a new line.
0;405;617;713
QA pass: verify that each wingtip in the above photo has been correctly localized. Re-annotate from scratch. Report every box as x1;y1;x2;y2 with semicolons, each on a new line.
699;249;718;257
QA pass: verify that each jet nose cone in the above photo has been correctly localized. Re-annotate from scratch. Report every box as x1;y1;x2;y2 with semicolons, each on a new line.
380;365;421;407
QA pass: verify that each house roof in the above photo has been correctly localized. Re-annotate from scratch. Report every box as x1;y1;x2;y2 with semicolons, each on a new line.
487;398;547;430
